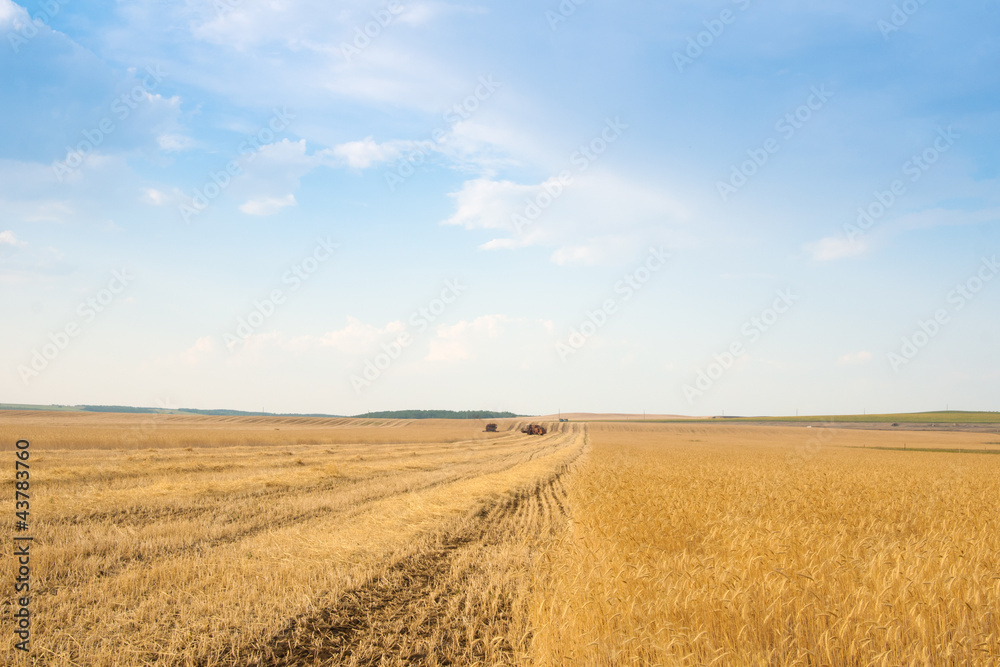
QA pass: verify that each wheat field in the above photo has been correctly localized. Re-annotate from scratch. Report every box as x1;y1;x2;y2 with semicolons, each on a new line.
2;412;999;665
531;423;1000;666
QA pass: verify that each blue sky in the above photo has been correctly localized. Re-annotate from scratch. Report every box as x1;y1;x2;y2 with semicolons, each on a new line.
1;0;997;416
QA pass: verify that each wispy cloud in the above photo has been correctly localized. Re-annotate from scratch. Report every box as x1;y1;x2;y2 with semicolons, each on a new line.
804;236;870;261
838;350;872;366
0;230;26;246
238;194;297;216
426;314;512;362
443;168;688;265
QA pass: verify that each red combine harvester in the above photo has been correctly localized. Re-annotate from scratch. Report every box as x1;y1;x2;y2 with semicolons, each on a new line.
520;424;547;436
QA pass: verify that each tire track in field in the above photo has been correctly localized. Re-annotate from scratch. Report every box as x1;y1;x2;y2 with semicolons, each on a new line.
243;427;584;667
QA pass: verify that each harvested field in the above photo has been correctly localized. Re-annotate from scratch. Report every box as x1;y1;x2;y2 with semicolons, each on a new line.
1;415;582;666
0;410;525;450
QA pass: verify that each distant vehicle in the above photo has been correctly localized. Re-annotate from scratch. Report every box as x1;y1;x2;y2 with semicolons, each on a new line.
559;418;568;422
484;423;498;432
521;424;547;436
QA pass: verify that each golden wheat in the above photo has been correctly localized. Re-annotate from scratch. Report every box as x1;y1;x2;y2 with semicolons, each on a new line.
530;423;1000;666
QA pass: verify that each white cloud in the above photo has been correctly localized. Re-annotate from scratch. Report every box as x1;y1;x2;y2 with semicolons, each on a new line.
326;112;521;180
0;159;63;194
157;134;195;152
436;119;526;169
0;242;69;284
195;315;553;369
47;92;189;170
176;0;469;113
182;336;215;363
805;206;1000;262
329;123;512;172
238;194;297;216
142;188;168;206
229;317;408;357
423;315;558;365
146;336;216;369
442;168;688;265
550;244;608;266
0;0;25;25
426;314;511;362
332;136;417;169
289;317;407;355
443;177;543;232
395;2;451;26
227;139;339;209
804;235;869;261
0;230;25;246
21;200;74;224
185;0;457;52
838;350;872;366
237;331;281;354
140;187;187;206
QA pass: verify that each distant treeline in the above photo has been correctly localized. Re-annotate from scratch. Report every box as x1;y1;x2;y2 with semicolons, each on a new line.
0;404;520;420
353;410;520;420
171;408;344;417
79;405;163;413
0;404;342;418
78;405;344;417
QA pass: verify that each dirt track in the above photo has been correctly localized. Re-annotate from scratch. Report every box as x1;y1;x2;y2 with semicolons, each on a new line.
257;469;573;666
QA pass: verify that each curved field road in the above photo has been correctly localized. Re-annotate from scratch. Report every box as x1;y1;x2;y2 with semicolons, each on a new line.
0;415;585;666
